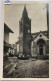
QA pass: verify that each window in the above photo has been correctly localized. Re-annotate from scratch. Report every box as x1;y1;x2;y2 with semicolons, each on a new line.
40;34;42;37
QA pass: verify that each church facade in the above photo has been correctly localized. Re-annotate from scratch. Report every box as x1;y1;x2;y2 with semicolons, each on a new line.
31;31;49;58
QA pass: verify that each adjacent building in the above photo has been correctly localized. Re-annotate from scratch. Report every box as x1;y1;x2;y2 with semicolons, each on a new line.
31;31;49;57
16;40;19;55
4;23;14;57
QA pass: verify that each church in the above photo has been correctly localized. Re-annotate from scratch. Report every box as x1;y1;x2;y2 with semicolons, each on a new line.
31;31;49;58
19;6;31;58
18;5;49;59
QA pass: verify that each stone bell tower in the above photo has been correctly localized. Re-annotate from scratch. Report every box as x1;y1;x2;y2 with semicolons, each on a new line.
19;5;31;57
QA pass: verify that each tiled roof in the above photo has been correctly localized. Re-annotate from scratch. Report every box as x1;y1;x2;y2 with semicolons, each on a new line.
4;23;14;33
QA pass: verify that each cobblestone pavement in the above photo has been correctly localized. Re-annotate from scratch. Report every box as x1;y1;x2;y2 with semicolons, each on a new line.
7;58;49;78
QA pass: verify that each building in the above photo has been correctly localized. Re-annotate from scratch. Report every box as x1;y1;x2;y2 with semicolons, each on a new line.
4;23;14;57
31;31;49;58
18;4;49;59
16;40;19;55
19;5;31;57
31;4;49;58
11;44;17;56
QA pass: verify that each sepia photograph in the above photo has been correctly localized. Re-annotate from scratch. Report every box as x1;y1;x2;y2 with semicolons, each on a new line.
3;1;49;78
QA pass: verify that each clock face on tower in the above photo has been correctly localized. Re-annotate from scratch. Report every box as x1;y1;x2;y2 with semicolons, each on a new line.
28;29;30;33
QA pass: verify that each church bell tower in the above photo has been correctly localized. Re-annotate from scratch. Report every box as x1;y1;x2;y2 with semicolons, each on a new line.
19;5;31;57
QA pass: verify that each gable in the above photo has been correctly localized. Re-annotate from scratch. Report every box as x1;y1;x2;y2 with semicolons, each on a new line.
33;32;48;42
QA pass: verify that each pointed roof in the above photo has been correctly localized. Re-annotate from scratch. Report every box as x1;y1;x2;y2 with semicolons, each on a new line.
31;30;48;35
22;5;28;18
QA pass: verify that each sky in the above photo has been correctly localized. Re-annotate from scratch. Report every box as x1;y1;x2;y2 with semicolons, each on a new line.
4;2;48;44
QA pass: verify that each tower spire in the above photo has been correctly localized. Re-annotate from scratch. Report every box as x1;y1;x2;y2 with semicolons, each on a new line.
24;4;26;8
22;4;28;19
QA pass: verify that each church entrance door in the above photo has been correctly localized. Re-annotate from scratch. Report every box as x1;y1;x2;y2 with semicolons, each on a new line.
39;43;43;55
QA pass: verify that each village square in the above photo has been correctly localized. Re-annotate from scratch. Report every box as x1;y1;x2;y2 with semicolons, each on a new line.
3;3;49;78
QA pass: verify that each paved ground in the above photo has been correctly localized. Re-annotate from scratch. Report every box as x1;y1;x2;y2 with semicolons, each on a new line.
6;58;49;78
